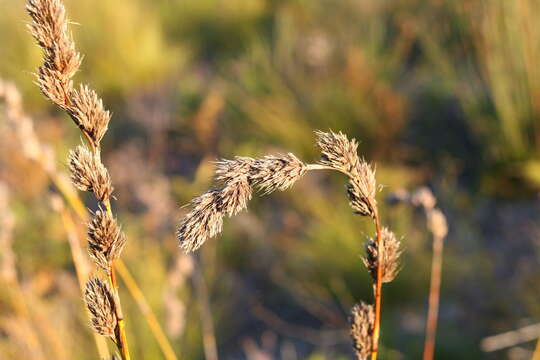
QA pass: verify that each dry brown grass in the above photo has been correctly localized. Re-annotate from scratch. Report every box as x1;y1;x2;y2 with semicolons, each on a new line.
177;130;404;359
26;0;131;356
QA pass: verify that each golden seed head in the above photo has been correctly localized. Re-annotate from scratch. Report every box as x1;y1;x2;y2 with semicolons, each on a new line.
88;210;126;271
363;227;402;283
316;131;377;217
177;190;224;253
68;85;111;145
215;153;307;194
349;302;374;360
68;145;113;202
84;277;117;337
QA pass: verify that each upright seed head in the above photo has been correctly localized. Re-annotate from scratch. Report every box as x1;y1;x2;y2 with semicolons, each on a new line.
68;145;113;202
349;302;374;360
68;85;111;145
84;277;117;337
363;227;402;283
27;0;81;109
87;210;126;271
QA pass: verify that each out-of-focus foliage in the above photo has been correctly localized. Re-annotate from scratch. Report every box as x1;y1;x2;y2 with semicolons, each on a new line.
1;0;540;359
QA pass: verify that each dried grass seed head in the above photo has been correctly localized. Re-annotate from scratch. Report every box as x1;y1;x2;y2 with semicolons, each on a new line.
315;130;360;173
177;176;253;252
88;210;126;271
177;190;224;253
68;145;113;202
27;0;81;107
315;130;377;217
84;277;117;337
363;227;402;283
216;153;307;194
68;85;111;145
349;302;374;360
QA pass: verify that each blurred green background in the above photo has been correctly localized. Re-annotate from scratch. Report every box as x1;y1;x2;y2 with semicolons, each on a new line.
1;0;540;358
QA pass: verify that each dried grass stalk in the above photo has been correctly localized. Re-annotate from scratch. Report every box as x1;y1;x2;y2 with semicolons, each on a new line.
26;0;130;357
350;303;374;360
177;130;398;359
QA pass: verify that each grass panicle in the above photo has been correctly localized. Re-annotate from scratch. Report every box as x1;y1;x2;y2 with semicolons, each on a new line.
177;130;401;359
26;0;131;357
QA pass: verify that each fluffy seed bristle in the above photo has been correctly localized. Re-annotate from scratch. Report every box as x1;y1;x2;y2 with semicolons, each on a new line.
215;153;307;194
349;302;374;360
88;210;126;271
363;227;402;283
68;145;113;202
84;277;117;337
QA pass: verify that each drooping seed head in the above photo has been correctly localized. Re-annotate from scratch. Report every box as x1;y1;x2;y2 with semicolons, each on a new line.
316;131;377;217
84;277;117;337
68;145;113;202
349;302;374;360
177;176;253;252
363;227;402;283
177;190;224;253
87;210;126;271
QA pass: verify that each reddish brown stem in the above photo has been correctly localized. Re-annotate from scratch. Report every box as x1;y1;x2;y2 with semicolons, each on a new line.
371;212;383;360
423;234;444;360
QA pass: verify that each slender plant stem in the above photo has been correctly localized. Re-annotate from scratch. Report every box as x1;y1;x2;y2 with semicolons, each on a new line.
371;212;383;360
423;234;444;360
103;199;131;360
193;258;219;360
115;261;178;360
533;336;540;360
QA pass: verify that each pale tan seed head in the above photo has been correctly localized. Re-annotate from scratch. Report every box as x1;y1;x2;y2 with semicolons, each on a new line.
68;85;111;145
27;0;81;108
315;130;361;174
88;210;126;271
316;130;377;217
84;277;117;337
177;190;224;253
177;176;253;252
363;227;402;283
68;145;113;202
216;153;307;194
349;302;374;360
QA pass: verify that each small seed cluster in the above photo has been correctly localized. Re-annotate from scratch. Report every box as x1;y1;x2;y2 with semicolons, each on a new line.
27;0;129;353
